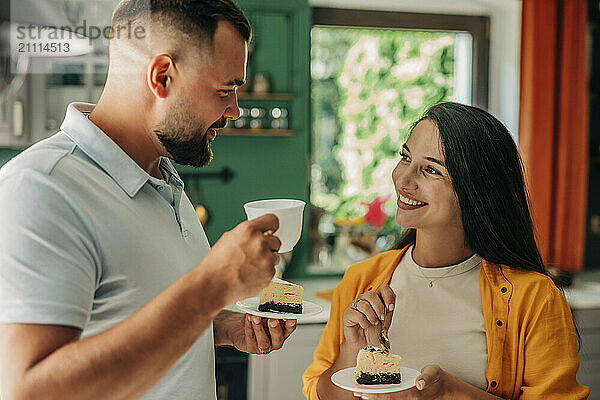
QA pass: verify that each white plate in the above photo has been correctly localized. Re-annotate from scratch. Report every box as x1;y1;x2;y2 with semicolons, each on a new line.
235;297;322;321
331;366;420;394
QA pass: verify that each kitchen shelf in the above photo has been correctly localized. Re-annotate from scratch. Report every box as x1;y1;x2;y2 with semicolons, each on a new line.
237;92;294;100
220;128;293;137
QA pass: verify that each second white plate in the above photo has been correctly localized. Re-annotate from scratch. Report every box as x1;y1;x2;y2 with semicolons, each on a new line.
331;366;420;394
235;297;323;321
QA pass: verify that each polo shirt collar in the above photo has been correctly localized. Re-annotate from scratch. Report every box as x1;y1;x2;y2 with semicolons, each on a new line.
60;102;159;197
158;157;184;188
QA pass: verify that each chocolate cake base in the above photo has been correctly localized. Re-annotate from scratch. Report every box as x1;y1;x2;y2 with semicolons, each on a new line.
258;301;302;314
356;372;402;385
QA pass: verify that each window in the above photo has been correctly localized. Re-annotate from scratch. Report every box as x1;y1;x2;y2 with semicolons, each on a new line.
309;8;489;273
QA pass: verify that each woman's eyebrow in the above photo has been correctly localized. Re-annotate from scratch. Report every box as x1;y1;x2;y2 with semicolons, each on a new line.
403;144;446;167
426;156;446;168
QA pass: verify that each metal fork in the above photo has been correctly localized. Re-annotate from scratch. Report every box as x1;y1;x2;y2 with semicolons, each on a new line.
380;304;391;354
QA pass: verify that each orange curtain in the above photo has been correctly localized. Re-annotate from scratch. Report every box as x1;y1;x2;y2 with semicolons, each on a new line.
519;0;589;272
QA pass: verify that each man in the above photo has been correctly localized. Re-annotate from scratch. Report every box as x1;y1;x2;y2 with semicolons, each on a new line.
0;1;296;399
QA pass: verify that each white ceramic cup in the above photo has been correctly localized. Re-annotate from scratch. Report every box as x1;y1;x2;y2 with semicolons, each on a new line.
243;199;306;253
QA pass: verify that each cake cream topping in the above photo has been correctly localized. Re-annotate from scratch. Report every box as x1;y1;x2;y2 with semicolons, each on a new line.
259;278;303;304
271;277;302;287
355;346;402;376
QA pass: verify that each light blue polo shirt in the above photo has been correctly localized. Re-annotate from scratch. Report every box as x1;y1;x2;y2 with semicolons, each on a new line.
0;103;216;399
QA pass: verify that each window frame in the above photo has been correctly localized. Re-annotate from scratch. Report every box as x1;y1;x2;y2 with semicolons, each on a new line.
312;7;490;108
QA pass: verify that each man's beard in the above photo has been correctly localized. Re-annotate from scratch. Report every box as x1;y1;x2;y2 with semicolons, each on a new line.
154;97;225;168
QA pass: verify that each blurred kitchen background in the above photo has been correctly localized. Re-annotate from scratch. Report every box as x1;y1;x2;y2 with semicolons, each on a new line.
1;0;599;399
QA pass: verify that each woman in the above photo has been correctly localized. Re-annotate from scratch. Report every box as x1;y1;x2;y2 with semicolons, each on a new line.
302;102;589;400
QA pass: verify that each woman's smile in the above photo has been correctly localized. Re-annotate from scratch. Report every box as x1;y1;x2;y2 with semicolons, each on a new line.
397;192;427;210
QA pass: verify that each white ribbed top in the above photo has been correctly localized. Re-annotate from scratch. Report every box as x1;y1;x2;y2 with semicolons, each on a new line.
388;245;487;390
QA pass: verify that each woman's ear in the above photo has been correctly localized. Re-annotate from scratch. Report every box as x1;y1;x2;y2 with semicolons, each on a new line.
147;54;176;99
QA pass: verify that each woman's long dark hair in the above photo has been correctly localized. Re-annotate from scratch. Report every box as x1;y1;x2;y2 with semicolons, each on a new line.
396;102;551;283
394;102;581;349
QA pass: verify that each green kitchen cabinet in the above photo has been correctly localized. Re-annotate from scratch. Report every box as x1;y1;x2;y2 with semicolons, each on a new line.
175;0;312;278
0;149;21;167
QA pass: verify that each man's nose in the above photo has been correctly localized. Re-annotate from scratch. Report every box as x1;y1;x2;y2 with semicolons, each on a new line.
224;93;241;120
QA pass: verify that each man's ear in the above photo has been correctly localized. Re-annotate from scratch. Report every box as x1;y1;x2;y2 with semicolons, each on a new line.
147;54;176;99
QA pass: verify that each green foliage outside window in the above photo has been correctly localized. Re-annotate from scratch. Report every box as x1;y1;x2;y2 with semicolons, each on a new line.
311;27;457;243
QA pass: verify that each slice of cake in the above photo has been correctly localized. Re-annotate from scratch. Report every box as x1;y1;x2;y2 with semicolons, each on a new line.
258;278;303;314
355;346;402;385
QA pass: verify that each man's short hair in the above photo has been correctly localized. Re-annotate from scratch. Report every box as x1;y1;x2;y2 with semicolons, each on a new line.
112;0;251;51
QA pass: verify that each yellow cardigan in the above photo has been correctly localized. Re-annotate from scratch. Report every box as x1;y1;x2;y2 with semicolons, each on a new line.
302;245;589;399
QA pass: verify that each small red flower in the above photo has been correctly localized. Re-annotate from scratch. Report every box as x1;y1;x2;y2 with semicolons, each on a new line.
363;195;390;230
